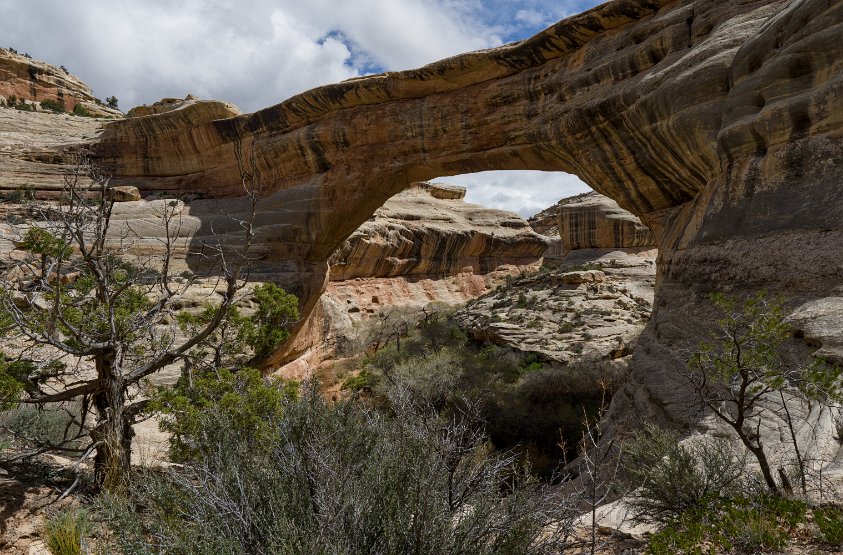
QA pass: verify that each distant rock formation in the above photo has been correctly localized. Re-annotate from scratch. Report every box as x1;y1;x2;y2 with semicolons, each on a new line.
329;183;547;280
557;192;654;253
529;191;655;257
0;47;120;117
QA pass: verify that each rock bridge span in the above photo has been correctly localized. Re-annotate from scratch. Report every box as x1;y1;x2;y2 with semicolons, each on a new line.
89;0;843;420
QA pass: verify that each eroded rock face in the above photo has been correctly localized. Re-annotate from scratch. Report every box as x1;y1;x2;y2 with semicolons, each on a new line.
329;183;547;281
2;1;842;437
557;192;655;252
280;183;547;373
0;48;120;117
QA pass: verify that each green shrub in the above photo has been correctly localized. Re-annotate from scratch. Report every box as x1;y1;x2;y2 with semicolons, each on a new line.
40;99;65;113
153;367;297;463
43;509;89;555
12;184;36;202
355;312;617;479
647;495;807;555
625;425;747;524
71;103;91;117
243;282;299;359
101;383;573;554
814;505;843;546
341;368;375;392
0;353;36;410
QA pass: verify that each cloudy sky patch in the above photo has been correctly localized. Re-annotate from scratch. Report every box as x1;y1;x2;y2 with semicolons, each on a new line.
1;0;603;218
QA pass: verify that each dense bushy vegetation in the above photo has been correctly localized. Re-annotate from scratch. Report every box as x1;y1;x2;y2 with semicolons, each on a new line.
93;377;574;554
39;98;65;112
344;311;621;477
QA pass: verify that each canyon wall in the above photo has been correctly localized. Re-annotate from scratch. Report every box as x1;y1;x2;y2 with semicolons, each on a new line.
2;0;842;431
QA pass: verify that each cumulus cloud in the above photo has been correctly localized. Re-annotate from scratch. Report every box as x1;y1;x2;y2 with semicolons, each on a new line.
0;0;602;213
0;0;507;112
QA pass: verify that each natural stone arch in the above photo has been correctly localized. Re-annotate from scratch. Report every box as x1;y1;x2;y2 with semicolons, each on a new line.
88;0;843;420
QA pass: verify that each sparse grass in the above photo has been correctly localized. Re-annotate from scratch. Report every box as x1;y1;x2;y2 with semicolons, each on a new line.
814;505;843;547
647;496;807;555
0;402;86;452
43;509;89;555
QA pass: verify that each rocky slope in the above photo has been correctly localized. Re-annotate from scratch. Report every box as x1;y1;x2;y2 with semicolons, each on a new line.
1;0;841;447
460;192;657;366
454;250;656;365
0;47;119;117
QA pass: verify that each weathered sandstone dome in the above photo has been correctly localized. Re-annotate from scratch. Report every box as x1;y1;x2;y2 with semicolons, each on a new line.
329;182;547;280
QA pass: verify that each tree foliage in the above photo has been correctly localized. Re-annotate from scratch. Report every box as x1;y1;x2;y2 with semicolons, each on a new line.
683;292;843;494
0;158;287;489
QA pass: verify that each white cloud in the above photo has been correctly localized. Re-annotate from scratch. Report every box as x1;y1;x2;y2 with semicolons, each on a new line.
0;0;510;113
435;171;591;219
515;9;547;27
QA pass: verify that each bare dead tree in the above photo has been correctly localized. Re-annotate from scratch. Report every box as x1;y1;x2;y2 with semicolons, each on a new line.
0;154;264;490
569;383;624;555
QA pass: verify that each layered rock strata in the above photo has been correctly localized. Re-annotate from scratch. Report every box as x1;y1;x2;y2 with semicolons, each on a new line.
329;182;547;280
0;47;119;117
557;192;655;252
1;0;841;440
0;109;105;196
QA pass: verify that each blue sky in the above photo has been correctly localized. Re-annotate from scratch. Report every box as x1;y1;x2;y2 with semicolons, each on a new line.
1;0;604;216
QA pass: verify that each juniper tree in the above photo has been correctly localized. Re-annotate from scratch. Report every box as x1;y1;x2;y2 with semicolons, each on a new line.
0;158;295;489
682;292;843;494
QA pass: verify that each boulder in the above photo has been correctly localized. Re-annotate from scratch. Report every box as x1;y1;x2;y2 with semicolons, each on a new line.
108;185;142;202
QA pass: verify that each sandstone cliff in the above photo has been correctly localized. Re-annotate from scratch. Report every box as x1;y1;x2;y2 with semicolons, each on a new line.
0;47;119;117
1;0;841;443
0;109;104;197
329;182;547;280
